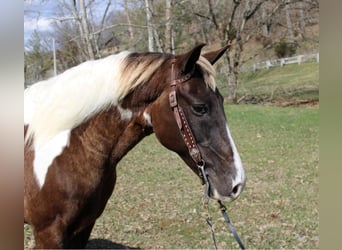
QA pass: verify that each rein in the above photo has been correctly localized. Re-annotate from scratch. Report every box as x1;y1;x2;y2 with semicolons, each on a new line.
168;58;245;250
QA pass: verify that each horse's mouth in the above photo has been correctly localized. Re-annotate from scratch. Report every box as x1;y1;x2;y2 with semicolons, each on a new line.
205;175;244;202
210;187;240;202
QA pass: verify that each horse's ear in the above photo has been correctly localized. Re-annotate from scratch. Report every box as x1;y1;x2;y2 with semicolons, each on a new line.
202;44;230;65
177;43;206;74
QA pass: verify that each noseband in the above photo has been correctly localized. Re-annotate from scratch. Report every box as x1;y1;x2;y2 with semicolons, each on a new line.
168;58;208;189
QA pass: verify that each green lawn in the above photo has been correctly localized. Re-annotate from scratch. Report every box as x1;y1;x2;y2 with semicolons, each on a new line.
24;104;319;249
237;62;319;101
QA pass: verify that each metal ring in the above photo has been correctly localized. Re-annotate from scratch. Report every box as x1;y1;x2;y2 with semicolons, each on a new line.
197;159;205;168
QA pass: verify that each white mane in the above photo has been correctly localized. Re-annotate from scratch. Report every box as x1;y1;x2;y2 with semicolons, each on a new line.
25;51;132;149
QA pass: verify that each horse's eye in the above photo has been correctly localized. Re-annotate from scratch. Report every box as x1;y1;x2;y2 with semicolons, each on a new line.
192;104;208;115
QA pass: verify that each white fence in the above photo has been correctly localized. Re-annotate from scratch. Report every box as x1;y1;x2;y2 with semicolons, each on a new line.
252;53;319;72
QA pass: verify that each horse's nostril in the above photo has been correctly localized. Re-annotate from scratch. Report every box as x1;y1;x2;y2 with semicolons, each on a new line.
232;183;242;197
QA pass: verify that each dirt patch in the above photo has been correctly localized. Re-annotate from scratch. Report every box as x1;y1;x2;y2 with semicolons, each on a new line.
236;96;319;107
268;98;319;107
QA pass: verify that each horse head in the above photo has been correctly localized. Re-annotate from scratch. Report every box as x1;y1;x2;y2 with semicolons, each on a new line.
148;44;246;202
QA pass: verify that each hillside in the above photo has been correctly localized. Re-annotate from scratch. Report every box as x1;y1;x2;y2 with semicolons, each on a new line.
235;62;319;106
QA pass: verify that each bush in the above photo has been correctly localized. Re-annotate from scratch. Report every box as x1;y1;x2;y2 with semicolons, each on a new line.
274;41;297;58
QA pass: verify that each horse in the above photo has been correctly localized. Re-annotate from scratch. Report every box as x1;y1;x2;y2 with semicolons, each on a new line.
24;44;246;249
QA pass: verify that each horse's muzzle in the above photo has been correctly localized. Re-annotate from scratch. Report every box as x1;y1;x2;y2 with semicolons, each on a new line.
206;176;245;202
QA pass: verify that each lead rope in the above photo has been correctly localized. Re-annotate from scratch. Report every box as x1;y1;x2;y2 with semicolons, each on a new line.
199;162;218;250
199;162;245;250
218;201;246;250
202;199;245;250
204;202;218;250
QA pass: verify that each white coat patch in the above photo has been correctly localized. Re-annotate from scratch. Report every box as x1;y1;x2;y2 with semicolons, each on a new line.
143;111;152;126
33;129;71;188
117;105;133;120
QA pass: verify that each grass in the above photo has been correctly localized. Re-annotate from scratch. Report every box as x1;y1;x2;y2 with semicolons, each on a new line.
237;62;319;101
24;104;319;249
224;105;319;249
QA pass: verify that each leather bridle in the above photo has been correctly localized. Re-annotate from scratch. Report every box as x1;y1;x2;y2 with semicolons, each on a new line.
168;57;246;250
168;58;208;188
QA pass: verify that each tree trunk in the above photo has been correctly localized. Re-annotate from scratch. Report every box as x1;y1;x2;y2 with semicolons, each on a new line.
70;1;87;61
124;0;135;50
224;49;239;104
165;0;174;54
261;3;269;37
224;0;266;104
145;0;155;52
79;0;95;60
153;29;163;52
96;0;112;56
299;1;305;39
285;1;294;43
227;70;238;104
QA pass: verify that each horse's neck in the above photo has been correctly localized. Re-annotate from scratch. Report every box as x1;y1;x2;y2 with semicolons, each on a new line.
76;74;167;167
76;106;153;167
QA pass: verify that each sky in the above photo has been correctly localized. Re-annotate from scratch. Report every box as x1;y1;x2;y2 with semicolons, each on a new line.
24;0;121;48
24;0;59;46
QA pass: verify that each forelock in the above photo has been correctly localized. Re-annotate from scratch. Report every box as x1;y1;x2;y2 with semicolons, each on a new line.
196;56;216;91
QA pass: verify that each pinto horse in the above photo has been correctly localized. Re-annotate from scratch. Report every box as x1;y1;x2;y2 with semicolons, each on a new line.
24;44;246;249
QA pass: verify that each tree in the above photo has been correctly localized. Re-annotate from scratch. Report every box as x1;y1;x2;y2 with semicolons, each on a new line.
25;30;53;87
79;0;95;59
195;0;271;103
165;0;174;54
24;0;319;93
145;0;155;52
261;2;269;37
284;0;294;43
298;1;305;39
49;0;115;63
123;0;135;50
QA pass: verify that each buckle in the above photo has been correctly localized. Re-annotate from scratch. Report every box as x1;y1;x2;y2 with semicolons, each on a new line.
169;90;178;107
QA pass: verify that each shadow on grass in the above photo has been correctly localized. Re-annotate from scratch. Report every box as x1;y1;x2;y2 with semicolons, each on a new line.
86;239;141;249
